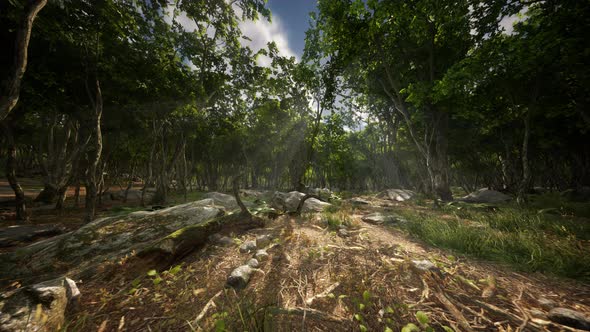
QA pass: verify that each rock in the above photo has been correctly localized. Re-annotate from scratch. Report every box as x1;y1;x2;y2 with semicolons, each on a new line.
547;308;590;330
361;213;405;225
204;192;239;210
271;191;332;213
209;234;235;246
0;201;226;283
376;189;416;202
529;309;547;319
239;241;257;253
461;188;511;203
0;224;64;248
338;229;349;237
239;189;267;198
256;234;273;248
226;265;254;289
254;249;269;262
309;188;333;199
411;260;439;273
0;277;79;331
538;297;557;310
246;258;259;268
348;197;370;205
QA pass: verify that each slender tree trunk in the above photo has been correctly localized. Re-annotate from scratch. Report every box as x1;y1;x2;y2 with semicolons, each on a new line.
517;111;531;205
54;186;67;210
2;123;28;221
73;180;80;208
432;111;453;201
0;0;47;121
84;79;103;223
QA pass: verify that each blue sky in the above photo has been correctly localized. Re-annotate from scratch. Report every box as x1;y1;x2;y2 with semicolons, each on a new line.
265;0;318;57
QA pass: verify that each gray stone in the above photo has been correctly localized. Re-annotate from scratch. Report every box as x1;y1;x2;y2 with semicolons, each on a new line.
256;234;273;248
246;258;259;268
376;189;416;202
362;213;404;225
209;234;235;246
460;188;511;203
239;241;257;253
204;192;239;210
226;265;254;289
0;201;225;282
338;229;349;237
271;191;332;213
0;277;79;332
411;260;438;273
548;307;590;330
255;249;269;262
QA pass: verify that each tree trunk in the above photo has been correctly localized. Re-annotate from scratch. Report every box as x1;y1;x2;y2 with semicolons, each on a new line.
73;180;81;208
432;111;453;202
54;186;67;210
2;123;28;221
517;111;531;205
0;0;48;121
84;79;103;223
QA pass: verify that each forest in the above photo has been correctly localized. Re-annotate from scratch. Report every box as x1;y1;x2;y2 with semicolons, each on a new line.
0;0;589;331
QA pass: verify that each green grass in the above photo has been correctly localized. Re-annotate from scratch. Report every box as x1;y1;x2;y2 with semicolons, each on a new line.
397;200;590;281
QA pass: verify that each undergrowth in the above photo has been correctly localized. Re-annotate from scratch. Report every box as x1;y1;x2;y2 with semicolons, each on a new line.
397;197;590;281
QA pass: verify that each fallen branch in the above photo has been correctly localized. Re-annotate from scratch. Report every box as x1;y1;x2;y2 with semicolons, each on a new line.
306;282;341;306
433;289;474;332
191;290;223;328
294;194;321;215
266;306;346;323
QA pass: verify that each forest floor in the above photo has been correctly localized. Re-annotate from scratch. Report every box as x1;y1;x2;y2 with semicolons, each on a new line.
1;185;590;331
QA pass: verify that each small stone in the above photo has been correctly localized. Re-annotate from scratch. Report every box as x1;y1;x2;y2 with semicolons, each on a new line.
529;309;547;319
255;249;269;262
246;258;259;268
256;234;273;248
226;265;254;289
338;229;349;237
538;297;557;310
218;236;235;246
548;308;590;330
64;278;81;305
411;259;438;272
239;240;257;253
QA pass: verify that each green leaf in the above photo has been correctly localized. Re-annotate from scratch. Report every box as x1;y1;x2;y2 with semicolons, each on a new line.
354;314;362;321
362;290;371;302
153;277;162;285
443;326;455;332
416;311;429;325
147;269;157;277
385;306;395;314
359;303;366;311
384;327;393;332
401;323;420;332
131;278;141;287
359;324;368;332
169;264;182;276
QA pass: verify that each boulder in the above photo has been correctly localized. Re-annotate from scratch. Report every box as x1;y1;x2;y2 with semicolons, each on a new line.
0;200;225;283
547;308;590;330
226;265;254;289
0;277;79;332
239;241;257;253
361;213;405;225
271;191;332;213
246;258;259;268
376;189;416;202
461;188;511;203
204;192;239;210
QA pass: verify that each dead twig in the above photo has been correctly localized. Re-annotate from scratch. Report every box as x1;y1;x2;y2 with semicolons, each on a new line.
305;282;340;306
191;290;223;328
433;288;474;332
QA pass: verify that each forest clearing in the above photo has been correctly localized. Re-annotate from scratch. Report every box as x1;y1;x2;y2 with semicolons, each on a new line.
1;0;589;331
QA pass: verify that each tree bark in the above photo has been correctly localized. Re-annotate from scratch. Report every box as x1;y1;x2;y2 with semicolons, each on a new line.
517;111;531;205
2;122;27;221
84;79;103;223
432;110;453;201
0;0;48;121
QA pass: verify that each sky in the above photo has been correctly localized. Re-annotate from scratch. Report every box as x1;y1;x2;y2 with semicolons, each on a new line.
239;0;318;62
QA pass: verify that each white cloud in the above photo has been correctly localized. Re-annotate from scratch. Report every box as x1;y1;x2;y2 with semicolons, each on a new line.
238;15;297;66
